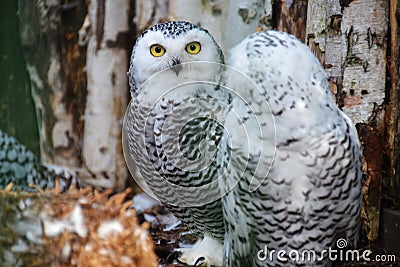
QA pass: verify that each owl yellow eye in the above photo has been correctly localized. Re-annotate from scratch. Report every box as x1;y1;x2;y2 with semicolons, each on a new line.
150;44;166;57
186;42;201;54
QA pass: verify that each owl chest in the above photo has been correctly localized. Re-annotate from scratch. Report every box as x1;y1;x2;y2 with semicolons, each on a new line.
131;99;225;188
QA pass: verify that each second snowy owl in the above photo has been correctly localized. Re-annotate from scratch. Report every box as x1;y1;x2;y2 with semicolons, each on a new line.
124;21;362;266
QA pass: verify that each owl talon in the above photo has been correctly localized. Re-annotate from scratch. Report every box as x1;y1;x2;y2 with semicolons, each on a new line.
177;235;223;267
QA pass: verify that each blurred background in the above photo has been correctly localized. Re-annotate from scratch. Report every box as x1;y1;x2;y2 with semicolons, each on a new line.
0;1;39;154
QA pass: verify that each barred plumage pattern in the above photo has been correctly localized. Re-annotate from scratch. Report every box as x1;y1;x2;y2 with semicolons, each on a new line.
125;95;227;240
125;21;362;267
223;31;362;266
126;21;227;242
0;129;54;191
0;130;115;192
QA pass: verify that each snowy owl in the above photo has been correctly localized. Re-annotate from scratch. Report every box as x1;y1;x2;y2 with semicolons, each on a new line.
123;21;362;267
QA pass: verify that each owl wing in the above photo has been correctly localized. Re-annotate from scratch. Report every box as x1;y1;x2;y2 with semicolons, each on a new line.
221;31;362;266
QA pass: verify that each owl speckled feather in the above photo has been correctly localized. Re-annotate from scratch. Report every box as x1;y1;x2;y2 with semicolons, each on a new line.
222;31;362;266
125;21;228;265
0;129;79;191
124;21;362;266
0;129;53;191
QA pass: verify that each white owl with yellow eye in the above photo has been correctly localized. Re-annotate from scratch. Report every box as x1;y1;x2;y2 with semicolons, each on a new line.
124;21;362;267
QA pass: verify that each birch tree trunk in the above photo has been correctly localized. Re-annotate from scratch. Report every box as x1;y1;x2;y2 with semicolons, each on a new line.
81;0;130;189
19;0;131;190
19;0;84;167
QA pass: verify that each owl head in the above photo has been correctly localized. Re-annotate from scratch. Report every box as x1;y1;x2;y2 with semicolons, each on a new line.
128;21;224;95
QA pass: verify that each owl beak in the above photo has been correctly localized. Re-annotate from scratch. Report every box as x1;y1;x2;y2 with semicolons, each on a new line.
170;57;183;76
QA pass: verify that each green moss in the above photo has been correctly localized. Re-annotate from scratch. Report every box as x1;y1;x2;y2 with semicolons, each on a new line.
0;0;39;156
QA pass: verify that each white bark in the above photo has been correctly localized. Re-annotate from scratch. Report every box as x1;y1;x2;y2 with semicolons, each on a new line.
169;0;227;49
48;57;75;164
341;1;387;123
82;0;130;189
168;0;273;52
224;0;270;50
134;0;169;32
306;0;388;124
305;0;326;62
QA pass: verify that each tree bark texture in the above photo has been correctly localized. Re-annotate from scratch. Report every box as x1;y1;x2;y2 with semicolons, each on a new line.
18;0;86;168
274;0;308;41
386;0;400;208
19;0;131;190
81;0;130;189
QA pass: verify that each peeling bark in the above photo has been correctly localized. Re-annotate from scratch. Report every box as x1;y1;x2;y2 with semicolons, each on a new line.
358;124;383;243
18;0;86;167
19;0;130;190
19;0;398;245
223;0;272;50
82;0;130;190
307;1;387;119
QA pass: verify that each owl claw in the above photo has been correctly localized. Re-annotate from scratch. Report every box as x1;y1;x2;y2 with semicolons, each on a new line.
177;235;223;267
